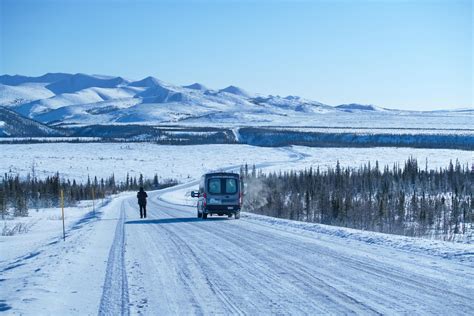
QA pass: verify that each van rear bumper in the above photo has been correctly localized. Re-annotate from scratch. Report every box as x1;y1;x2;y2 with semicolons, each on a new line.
205;205;240;214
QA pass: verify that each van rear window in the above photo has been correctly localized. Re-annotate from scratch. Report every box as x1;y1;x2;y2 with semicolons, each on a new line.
225;179;237;194
208;178;222;194
208;178;238;194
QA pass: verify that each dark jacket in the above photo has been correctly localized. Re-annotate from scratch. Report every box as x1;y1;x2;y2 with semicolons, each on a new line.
137;190;148;205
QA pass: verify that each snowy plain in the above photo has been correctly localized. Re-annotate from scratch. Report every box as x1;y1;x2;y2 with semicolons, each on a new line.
0;143;472;184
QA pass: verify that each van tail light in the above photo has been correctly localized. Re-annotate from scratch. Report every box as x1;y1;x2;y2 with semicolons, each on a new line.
239;192;243;207
203;193;207;207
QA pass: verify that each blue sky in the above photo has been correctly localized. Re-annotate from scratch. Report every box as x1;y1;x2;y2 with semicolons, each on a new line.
1;0;472;110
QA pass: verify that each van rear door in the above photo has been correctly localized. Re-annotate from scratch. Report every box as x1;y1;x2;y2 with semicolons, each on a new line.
207;176;240;207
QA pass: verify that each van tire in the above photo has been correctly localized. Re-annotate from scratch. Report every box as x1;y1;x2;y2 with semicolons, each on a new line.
235;211;241;219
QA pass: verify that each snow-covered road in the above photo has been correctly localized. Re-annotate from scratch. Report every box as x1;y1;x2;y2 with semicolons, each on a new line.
113;188;473;315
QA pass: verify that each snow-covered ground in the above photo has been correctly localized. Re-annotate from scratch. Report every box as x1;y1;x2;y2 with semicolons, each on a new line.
290;146;473;170
1;143;472;183
0;193;135;314
1;147;473;314
0;143;294;182
2;178;473;314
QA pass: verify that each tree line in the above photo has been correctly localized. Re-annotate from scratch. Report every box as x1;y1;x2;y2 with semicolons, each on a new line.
0;172;177;219
241;158;473;240
238;128;474;150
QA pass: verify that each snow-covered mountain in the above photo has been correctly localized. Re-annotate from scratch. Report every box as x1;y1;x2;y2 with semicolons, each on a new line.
0;73;72;86
46;73;129;95
0;106;63;137
0;73;471;128
0;73;335;126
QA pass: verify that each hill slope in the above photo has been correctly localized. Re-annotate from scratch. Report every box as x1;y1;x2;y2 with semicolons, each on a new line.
0;107;63;137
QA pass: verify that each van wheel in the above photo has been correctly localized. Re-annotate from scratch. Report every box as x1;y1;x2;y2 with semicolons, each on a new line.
235;211;241;219
197;210;202;218
203;213;208;219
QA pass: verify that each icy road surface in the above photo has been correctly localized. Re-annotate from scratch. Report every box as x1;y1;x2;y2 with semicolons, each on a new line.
107;187;473;315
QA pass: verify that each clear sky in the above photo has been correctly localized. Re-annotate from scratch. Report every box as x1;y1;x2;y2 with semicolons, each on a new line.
1;0;472;110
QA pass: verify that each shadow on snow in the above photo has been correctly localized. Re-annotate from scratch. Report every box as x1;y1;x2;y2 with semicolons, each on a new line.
126;217;228;225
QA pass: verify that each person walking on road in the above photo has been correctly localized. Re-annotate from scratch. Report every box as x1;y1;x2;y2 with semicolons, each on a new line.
137;187;148;218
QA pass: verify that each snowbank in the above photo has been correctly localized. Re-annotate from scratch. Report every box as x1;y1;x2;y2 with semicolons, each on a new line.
241;213;474;264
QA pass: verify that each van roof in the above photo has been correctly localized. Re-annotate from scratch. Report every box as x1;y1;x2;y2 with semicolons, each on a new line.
203;172;239;178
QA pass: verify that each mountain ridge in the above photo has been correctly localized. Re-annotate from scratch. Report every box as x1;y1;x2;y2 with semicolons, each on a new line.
0;73;470;128
0;106;64;137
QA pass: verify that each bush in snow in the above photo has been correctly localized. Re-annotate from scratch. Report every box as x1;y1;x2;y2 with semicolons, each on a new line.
1;222;30;236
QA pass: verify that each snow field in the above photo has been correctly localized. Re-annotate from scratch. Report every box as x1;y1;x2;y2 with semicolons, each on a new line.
0;143;291;183
0;192;135;314
0;143;472;184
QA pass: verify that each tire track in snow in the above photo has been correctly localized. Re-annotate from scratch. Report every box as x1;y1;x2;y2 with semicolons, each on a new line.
154;204;377;314
98;202;129;316
150;211;330;314
236;218;474;307
154;221;251;315
211;217;471;313
133;197;325;314
152;196;473;314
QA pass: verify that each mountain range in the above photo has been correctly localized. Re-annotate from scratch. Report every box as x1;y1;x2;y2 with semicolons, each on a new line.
0;73;471;130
